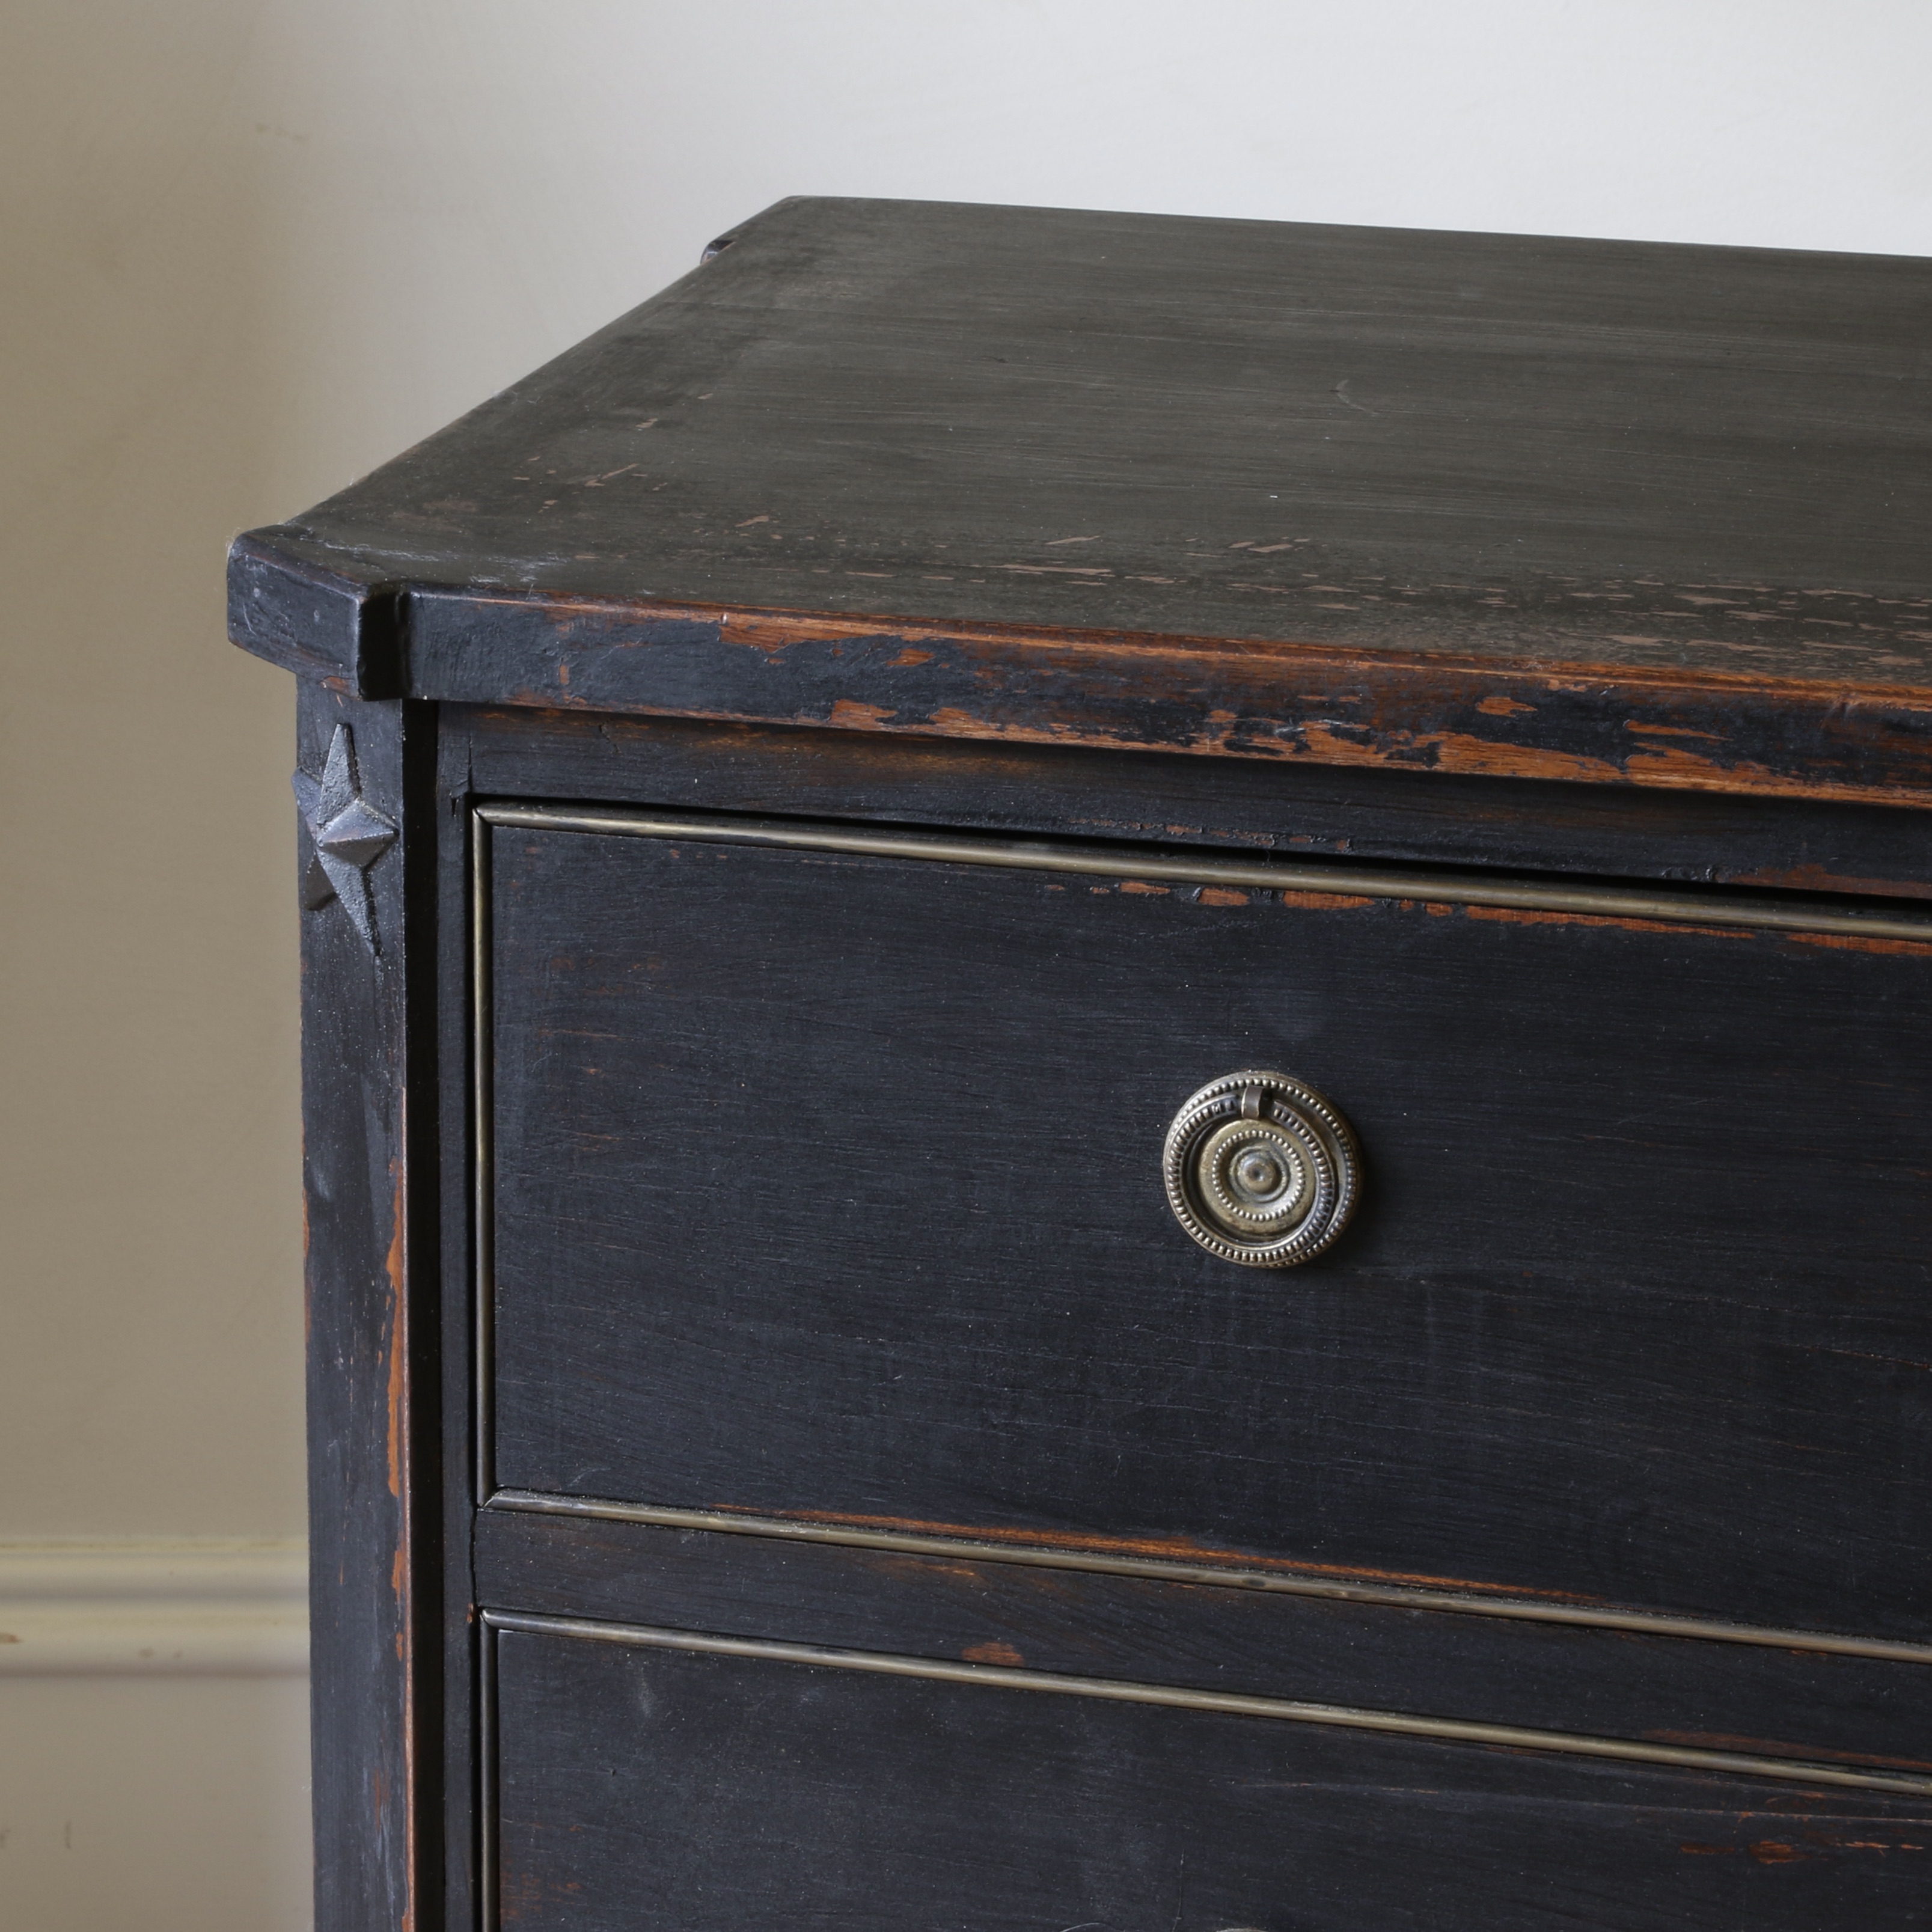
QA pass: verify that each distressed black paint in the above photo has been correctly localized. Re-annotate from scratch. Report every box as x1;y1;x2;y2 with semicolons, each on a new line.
491;1628;1932;1931
485;826;1932;1639
457;706;1932;900
474;1507;1932;1776
230;200;1932;804
296;685;441;1931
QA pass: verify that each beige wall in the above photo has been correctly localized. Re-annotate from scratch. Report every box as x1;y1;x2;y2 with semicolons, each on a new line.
2;3;1927;1927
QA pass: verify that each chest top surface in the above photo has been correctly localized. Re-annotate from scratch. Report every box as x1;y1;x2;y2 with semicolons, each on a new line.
230;197;1932;807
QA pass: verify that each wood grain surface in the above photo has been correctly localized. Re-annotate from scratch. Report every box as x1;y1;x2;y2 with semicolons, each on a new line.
230;199;1932;806
483;824;1932;1639
457;704;1932;900
489;1625;1932;1930
473;1508;1932;1776
296;686;442;1932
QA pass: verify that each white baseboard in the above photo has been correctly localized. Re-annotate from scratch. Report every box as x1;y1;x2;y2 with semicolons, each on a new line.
0;1540;308;1676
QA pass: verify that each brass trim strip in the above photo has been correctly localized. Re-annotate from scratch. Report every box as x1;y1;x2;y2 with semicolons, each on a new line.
485;1488;1932;1666
479;1609;1932;1797
477;801;1932;942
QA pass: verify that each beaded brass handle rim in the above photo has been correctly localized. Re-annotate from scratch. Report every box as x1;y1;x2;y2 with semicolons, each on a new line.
1163;1070;1362;1267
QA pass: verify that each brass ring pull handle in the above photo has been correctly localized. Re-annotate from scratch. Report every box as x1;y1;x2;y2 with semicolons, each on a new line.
1163;1071;1362;1267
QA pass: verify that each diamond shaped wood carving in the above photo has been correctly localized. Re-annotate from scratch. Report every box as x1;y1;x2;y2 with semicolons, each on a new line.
293;724;396;953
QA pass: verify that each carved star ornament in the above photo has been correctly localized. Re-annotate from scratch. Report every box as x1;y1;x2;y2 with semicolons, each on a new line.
293;724;397;953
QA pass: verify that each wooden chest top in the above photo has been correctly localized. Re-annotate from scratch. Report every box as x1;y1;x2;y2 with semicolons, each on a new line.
231;197;1932;807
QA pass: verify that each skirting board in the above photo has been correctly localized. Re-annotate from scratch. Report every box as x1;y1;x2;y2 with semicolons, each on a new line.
0;1541;307;1676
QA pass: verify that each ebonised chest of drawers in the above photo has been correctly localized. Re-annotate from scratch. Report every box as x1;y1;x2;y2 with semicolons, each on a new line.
231;197;1932;1931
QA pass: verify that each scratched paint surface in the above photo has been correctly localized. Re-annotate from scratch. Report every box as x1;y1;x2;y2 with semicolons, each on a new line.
472;1504;1932;1776
228;200;1932;806
490;1632;1932;1931
295;686;426;1932
253;199;1932;683
486;831;1932;1640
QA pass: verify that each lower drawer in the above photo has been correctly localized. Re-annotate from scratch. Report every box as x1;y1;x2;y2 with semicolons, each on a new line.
488;1619;1932;1931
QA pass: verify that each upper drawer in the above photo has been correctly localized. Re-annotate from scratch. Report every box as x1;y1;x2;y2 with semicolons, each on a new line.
480;808;1932;1639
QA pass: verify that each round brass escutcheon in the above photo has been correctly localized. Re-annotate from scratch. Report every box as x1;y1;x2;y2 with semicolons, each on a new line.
1163;1071;1361;1267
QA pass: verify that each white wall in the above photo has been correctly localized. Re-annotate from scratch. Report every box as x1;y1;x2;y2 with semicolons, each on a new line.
2;4;1927;1925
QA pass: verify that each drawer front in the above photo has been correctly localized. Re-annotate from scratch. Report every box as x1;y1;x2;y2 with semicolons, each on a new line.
489;1620;1932;1931
476;1508;1932;1781
483;814;1932;1637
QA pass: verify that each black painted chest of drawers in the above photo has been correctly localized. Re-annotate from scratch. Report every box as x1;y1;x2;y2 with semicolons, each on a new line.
231;198;1932;1931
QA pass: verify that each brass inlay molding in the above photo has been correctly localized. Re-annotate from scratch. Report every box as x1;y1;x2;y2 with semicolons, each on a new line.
484;1488;1932;1666
479;1608;1932;1797
475;800;1932;942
